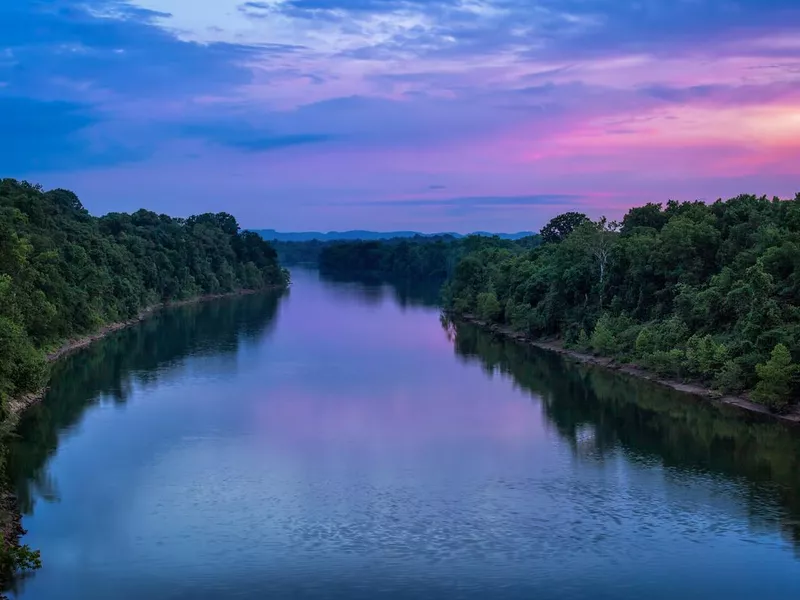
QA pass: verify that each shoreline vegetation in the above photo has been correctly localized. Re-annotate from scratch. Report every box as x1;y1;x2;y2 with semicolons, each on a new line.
6;287;275;418
280;193;800;420
0;289;269;597
440;197;800;417
6;180;800;590
457;315;800;425
0;178;289;590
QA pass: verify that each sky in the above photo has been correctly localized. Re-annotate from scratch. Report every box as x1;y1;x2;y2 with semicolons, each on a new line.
2;0;800;232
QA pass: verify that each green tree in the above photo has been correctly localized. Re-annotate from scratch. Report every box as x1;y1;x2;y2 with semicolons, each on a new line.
540;212;590;244
590;314;617;355
476;291;502;321
753;344;798;411
0;178;290;577
439;191;800;412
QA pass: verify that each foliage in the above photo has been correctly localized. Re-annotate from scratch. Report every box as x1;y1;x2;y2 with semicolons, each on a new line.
540;212;590;244
753;344;799;412
0;178;288;580
476;291;502;321
0;179;288;416
317;234;538;282
0;542;41;575
590;314;617;355
444;193;800;412
270;239;331;265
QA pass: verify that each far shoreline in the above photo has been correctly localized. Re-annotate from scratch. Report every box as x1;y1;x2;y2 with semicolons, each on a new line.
457;315;800;427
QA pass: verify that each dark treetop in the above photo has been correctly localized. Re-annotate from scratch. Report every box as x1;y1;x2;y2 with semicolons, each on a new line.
0;179;288;412
443;194;800;412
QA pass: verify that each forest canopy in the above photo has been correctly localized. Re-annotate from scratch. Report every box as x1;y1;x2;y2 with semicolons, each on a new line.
443;193;800;412
0;179;288;414
315;235;541;281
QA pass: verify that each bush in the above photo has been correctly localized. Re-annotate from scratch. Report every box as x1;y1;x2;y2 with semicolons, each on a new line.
0;317;47;410
452;296;471;315
641;348;686;378
575;328;590;351
0;541;41;576
590;314;617;355
752;344;798;412
476;291;502;322
634;318;689;358
714;360;744;394
685;334;728;380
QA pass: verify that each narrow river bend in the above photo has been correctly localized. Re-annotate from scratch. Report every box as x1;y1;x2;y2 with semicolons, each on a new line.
8;268;800;599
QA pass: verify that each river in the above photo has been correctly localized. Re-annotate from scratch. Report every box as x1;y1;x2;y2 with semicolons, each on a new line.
7;268;800;599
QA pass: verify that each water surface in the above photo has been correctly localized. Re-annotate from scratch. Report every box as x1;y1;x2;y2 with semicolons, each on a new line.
9;268;800;599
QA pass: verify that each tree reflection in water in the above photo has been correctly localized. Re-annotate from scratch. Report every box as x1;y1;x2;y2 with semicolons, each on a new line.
445;318;800;554
8;290;286;515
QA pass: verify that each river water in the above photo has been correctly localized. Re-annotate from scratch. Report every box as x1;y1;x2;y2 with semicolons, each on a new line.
8;268;800;599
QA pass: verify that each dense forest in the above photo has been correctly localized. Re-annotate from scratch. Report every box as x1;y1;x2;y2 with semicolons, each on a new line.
0;178;288;579
0;179;288;415
270;239;332;266
315;235;540;281
443;195;800;412
269;233;542;272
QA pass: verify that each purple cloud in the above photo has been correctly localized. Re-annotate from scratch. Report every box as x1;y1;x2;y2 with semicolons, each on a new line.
2;0;799;230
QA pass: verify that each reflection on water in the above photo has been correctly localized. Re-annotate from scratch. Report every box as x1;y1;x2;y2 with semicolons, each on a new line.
447;320;800;553
9;291;285;517
317;270;443;309
6;269;800;599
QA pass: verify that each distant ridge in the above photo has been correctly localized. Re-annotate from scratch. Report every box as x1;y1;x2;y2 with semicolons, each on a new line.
252;229;535;242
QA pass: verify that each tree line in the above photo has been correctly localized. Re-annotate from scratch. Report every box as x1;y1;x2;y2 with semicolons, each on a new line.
0;179;288;417
442;194;800;412
0;178;288;580
315;235;540;281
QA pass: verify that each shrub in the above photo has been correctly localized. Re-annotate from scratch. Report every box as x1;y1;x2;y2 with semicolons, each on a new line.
590;314;617;355
476;291;502;322
0;541;42;577
752;344;799;412
714;360;744;394
685;334;728;380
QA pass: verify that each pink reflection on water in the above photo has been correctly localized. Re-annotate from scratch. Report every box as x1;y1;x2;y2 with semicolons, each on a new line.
249;383;540;448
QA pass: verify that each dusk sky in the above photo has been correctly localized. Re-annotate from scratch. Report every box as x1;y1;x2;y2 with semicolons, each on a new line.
3;0;800;232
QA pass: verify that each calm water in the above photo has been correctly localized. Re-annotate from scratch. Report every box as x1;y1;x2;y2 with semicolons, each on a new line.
8;268;800;599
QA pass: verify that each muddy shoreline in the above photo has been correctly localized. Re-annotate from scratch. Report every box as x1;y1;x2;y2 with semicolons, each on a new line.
0;287;280;593
461;315;800;426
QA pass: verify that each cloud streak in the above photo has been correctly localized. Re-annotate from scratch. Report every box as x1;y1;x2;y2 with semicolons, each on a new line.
2;0;799;230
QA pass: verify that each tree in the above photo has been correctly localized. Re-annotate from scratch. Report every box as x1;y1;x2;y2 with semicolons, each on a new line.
540;212;590;244
476;291;502;321
590;313;617;355
753;344;798;412
586;218;618;287
0;178;289;407
620;202;668;234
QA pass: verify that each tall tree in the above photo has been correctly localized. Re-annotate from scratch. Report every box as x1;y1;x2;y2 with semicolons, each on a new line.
540;212;590;244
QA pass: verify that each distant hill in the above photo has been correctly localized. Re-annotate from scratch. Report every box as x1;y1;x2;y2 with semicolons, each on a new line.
252;229;535;242
470;231;536;240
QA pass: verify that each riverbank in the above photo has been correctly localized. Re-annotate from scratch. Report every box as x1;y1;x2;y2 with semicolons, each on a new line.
0;286;282;594
460;315;800;426
5;289;271;419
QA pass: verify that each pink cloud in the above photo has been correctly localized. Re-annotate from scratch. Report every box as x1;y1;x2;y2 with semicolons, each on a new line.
18;0;800;230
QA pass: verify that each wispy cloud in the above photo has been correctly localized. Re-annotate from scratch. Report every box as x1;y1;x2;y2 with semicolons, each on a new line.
215;133;338;152
356;194;585;208
2;0;799;228
346;194;590;217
